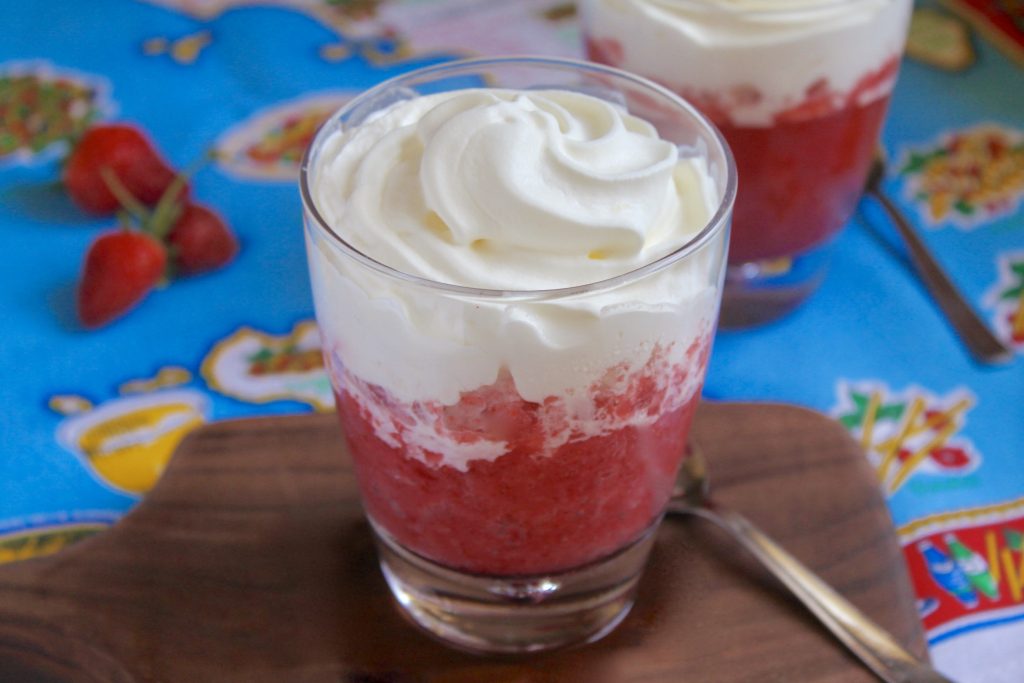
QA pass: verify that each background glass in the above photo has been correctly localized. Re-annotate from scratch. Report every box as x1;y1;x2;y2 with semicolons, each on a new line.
580;0;914;326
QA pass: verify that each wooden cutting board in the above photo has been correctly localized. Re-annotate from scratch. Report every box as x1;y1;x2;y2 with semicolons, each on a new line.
0;402;928;683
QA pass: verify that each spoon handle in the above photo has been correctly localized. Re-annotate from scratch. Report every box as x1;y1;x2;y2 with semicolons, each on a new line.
869;188;1012;365
688;504;953;683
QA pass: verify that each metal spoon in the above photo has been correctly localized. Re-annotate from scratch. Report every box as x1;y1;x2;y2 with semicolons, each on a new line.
864;155;1012;365
666;445;953;683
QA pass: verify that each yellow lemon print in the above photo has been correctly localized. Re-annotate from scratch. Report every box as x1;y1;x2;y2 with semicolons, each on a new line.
57;390;209;495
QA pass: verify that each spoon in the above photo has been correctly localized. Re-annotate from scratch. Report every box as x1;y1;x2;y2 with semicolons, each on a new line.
666;444;953;683
864;154;1012;365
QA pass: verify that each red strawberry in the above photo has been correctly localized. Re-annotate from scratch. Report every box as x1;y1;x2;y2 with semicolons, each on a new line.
63;124;186;215
77;230;167;328
166;203;239;275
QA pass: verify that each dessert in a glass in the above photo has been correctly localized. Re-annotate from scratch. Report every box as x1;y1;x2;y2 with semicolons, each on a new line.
580;0;912;326
300;57;735;653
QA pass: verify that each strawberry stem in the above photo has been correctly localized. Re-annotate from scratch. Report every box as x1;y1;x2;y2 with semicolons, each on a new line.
100;167;151;223
147;149;211;240
163;242;181;281
147;176;186;241
115;209;135;231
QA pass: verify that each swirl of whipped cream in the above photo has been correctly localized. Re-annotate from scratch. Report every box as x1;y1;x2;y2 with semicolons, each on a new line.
313;89;713;289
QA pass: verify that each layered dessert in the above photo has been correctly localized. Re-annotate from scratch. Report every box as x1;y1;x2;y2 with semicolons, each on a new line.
305;88;725;576
581;0;912;262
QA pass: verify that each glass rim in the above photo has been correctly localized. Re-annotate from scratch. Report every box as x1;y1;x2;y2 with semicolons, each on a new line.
299;55;736;301
639;0;893;17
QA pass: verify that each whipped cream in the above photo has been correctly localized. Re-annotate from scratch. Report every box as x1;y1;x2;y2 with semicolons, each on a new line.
305;88;727;469
313;89;715;290
580;0;912;126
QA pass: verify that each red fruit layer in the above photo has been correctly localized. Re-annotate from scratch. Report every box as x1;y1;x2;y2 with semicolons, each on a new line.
719;93;892;261
584;36;900;261
332;339;708;576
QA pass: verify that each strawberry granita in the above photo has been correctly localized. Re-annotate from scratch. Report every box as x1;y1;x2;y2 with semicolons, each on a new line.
300;58;735;652
333;337;710;576
583;35;904;263
580;0;912;323
701;58;901;262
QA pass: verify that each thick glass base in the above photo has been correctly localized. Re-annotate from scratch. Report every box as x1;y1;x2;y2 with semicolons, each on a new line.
371;517;658;654
719;240;834;329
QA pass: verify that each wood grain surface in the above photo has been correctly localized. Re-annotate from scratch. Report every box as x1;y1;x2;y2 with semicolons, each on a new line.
0;402;928;683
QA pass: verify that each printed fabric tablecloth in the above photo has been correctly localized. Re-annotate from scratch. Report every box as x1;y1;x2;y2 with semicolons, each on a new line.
1;1;1022;680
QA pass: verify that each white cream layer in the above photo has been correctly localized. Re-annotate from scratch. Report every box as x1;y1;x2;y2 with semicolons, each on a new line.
580;0;912;126
313;89;717;290
306;89;724;468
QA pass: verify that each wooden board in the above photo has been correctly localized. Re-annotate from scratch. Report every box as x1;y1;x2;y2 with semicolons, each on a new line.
0;402;928;682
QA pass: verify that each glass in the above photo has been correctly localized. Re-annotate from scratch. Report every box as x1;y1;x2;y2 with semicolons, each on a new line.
580;0;913;326
300;56;735;654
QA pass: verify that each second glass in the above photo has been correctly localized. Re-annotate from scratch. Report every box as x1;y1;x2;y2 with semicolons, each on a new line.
581;0;913;326
301;57;735;653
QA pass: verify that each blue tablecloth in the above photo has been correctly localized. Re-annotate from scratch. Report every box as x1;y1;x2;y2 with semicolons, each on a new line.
1;1;1022;680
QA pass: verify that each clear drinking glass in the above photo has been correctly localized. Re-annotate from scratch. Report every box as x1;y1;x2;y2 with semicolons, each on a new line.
580;0;913;326
300;56;735;654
